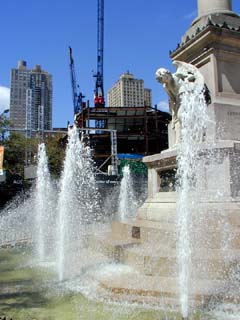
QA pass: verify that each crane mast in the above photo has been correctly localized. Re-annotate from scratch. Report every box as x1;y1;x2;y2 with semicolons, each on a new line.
69;1;105;128
94;0;105;109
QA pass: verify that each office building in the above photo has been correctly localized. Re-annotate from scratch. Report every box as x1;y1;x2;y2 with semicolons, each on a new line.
10;61;52;136
107;72;152;107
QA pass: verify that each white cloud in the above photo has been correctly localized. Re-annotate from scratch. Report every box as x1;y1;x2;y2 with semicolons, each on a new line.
184;10;197;20
158;100;170;113
0;86;10;114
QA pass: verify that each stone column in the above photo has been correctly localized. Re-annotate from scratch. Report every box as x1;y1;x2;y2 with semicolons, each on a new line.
197;0;233;18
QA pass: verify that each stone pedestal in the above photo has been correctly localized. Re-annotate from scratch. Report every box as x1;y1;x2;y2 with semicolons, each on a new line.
171;10;240;144
86;1;240;314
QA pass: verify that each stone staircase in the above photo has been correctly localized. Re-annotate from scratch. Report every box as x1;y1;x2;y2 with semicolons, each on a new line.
87;191;240;309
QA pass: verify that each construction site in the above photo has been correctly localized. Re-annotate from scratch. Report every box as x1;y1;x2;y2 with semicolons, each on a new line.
1;0;171;193
67;0;171;179
74;106;170;177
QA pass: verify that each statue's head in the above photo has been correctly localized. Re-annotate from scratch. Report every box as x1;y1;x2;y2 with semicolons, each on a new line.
155;68;172;84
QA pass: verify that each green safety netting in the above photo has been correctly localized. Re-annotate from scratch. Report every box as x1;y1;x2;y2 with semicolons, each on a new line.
119;159;147;176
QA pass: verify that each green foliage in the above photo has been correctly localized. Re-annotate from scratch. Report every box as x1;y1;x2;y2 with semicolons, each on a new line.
0;114;10;142
1;130;66;179
0;131;66;206
45;134;65;178
3;133;38;176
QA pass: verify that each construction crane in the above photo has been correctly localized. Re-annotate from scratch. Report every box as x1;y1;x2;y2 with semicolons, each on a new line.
93;0;105;129
69;46;85;125
94;0;105;110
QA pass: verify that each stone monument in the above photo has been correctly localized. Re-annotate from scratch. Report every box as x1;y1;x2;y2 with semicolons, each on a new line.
144;0;240;199
173;0;240;144
89;0;240;316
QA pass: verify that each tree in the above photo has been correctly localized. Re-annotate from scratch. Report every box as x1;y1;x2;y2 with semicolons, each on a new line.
45;134;66;178
2;128;66;179
0;131;66;207
3;132;38;176
0;113;10;143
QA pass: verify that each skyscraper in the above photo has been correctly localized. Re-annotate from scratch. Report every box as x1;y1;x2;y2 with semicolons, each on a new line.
10;61;52;136
107;72;152;108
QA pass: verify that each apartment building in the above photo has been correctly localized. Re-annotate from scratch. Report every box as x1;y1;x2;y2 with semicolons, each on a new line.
107;72;152;107
10;61;52;136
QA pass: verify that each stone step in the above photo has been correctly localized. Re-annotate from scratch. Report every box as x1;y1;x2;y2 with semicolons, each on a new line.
111;220;240;249
111;220;172;235
100;291;182;310
94;286;207;313
139;202;177;210
135;216;240;234
91;263;228;306
87;225;240;283
123;248;177;277
88;232;140;262
122;244;240;279
138;192;240;228
88;228;240;280
147;192;177;203
138;205;240;226
63;247;112;279
137;205;176;222
124;243;240;261
111;220;177;243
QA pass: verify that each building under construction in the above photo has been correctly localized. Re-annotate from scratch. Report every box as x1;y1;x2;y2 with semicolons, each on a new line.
75;105;171;174
69;0;171;177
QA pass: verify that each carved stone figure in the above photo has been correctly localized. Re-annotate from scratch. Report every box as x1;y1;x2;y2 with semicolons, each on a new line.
156;60;210;145
155;67;180;130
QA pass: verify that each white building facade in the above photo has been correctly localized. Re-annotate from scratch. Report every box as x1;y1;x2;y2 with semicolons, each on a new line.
108;72;152;107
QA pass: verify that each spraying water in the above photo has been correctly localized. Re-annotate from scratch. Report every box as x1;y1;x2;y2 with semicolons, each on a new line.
118;165;136;221
176;81;209;318
0;191;34;245
0;145;54;249
35;143;55;261
57;126;100;281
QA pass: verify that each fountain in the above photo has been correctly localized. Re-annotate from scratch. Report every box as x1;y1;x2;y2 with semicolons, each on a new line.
57;125;101;281
85;1;240;318
156;63;208;317
1;0;240;319
35;143;56;261
0;191;34;246
118;165;137;221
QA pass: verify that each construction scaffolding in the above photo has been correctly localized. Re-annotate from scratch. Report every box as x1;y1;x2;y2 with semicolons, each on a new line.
75;105;171;173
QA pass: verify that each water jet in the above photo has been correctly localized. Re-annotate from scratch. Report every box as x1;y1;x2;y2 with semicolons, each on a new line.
118;165;136;221
35;143;56;261
1;1;240;319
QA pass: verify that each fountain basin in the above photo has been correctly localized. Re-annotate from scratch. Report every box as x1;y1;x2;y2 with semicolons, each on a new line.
0;247;189;320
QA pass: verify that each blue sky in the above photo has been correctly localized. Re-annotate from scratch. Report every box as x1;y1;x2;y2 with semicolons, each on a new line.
0;0;240;127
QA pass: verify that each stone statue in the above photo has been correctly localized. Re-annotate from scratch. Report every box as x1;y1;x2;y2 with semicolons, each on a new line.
156;60;210;145
155;67;180;130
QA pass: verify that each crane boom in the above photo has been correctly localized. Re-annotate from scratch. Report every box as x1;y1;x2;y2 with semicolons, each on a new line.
69;46;84;116
94;0;105;109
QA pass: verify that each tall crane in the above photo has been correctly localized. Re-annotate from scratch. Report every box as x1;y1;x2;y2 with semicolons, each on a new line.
69;46;84;120
94;0;105;109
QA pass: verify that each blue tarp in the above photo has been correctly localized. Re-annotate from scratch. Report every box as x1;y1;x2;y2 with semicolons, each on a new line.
117;153;143;160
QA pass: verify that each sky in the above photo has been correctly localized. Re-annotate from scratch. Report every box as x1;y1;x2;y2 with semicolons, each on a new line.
0;0;240;127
